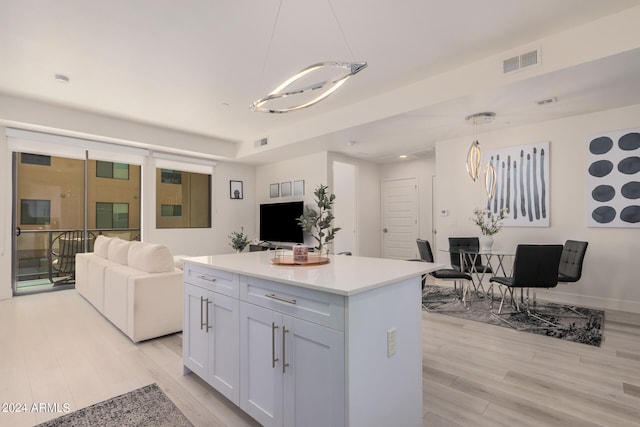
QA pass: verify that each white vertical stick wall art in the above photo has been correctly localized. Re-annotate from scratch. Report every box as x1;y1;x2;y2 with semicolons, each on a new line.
587;128;640;227
484;142;550;227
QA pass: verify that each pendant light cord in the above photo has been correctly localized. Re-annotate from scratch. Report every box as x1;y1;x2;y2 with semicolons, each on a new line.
327;0;356;60
258;0;284;91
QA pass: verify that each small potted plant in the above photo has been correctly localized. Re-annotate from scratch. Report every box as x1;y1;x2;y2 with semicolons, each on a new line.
228;227;250;253
297;184;341;255
471;208;506;251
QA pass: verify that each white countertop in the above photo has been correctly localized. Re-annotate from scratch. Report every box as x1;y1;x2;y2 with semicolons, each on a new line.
184;251;442;296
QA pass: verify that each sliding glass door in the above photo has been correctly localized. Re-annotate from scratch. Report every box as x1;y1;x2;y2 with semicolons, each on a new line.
12;152;141;295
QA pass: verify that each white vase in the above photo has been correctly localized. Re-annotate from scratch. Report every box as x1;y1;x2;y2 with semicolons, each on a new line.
479;235;493;252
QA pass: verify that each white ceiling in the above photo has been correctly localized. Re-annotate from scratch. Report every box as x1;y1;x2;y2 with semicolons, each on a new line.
1;0;640;164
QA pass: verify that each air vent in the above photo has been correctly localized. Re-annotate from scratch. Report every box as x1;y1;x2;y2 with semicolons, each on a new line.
503;48;540;74
412;149;434;158
254;137;268;148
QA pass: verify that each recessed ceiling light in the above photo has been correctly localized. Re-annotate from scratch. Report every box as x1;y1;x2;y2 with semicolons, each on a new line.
399;154;408;159
54;74;70;83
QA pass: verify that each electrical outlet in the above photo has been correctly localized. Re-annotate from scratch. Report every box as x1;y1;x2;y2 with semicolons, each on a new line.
387;328;397;357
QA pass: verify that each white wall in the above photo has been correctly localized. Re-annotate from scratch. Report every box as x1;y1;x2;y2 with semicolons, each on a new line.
435;103;640;313
380;157;436;257
328;153;382;258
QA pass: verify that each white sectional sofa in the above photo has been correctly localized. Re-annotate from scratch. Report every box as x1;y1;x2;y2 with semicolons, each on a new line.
75;235;183;342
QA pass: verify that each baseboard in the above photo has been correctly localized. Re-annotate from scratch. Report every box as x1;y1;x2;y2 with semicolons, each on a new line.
535;287;640;314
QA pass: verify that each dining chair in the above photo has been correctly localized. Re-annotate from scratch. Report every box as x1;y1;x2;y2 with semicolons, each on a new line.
448;237;493;296
558;240;588;283
416;239;473;309
489;244;563;328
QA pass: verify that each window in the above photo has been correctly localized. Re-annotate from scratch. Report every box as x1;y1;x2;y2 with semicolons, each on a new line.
20;199;51;225
161;204;182;217
96;202;129;229
21;153;51;166
96;161;129;180
156;168;211;228
160;169;182;184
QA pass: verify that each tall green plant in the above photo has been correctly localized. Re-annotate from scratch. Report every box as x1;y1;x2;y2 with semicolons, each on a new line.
297;184;341;254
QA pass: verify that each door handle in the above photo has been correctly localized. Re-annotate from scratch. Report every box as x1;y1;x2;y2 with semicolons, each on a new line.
16;227;21;237
383;228;388;233
271;322;279;368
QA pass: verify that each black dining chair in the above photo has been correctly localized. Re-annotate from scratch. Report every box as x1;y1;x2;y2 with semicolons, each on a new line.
489;244;563;328
448;237;493;295
558;240;588;283
416;239;473;309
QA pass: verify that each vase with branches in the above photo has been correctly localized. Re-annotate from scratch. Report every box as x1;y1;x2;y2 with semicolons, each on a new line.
471;208;506;251
297;184;341;255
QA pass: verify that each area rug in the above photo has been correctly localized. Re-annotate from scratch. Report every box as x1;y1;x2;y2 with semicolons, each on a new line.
36;383;193;427
423;285;604;347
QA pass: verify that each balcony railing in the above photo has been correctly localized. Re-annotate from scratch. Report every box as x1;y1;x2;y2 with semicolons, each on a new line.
16;228;140;287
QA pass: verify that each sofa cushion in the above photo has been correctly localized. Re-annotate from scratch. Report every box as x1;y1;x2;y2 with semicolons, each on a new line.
128;242;175;273
94;235;112;259
107;238;132;265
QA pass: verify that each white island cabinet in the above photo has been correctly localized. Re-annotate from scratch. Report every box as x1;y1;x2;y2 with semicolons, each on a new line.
183;252;439;427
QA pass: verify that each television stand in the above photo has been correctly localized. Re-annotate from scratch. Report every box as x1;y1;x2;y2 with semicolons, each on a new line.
249;243;293;252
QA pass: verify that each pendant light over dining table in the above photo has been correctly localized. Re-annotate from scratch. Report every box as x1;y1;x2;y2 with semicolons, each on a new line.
250;0;367;113
466;112;497;198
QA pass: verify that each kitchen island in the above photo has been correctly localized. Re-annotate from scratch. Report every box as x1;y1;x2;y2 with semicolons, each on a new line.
182;251;440;427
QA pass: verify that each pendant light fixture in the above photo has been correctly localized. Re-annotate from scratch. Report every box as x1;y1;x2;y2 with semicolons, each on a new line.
251;0;366;113
465;112;496;182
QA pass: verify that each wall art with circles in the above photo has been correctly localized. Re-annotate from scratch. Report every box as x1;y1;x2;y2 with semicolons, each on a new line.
587;128;640;227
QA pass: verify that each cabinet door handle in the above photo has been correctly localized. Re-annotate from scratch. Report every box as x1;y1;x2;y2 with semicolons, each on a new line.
282;326;290;374
200;296;205;330
271;322;279;368
265;293;297;305
205;298;212;332
197;275;217;282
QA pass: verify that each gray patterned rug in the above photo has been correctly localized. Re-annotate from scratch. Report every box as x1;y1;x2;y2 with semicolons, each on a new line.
36;383;193;427
423;285;605;347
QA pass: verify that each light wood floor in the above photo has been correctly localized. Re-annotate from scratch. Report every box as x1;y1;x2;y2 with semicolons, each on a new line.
1;289;639;427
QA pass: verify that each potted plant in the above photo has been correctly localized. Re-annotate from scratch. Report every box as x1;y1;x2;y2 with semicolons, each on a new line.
297;184;341;255
228;227;250;253
471;208;506;251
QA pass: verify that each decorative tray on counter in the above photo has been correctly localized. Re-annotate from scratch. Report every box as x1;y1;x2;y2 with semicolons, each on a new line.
270;255;330;266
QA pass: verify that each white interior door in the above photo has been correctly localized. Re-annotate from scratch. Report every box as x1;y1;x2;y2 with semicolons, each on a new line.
382;178;418;259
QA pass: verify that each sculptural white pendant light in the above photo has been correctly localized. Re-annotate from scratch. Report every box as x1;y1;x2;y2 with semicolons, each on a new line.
485;162;497;199
251;61;367;113
251;0;366;113
465;112;496;182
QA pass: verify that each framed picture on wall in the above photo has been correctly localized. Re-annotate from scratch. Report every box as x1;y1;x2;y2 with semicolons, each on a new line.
270;183;280;198
281;181;292;197
293;180;305;196
230;180;243;199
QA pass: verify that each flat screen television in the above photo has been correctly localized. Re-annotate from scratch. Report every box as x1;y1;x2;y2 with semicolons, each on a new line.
259;201;304;244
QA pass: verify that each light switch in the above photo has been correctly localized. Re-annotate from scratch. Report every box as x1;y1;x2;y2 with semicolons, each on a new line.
387;328;397;357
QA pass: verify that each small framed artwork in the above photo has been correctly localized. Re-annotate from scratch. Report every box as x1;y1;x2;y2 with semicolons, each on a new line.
293;180;305;196
270;183;280;198
281;181;292;197
230;180;243;199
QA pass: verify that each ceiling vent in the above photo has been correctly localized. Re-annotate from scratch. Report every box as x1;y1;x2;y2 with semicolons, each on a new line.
412;149;434;158
503;48;540;74
254;137;268;148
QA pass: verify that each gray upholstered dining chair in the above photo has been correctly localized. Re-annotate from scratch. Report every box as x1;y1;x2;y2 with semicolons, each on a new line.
416;239;473;309
489;244;563;327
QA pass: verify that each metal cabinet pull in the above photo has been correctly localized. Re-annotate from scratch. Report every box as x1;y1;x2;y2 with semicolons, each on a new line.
282;326;290;374
271;322;279;368
200;296;205;330
205;298;212;332
265;293;297;305
197;275;217;282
